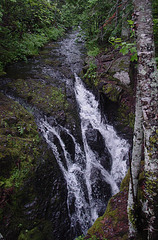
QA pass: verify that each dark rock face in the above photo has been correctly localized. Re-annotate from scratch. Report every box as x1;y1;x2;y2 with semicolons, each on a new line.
85;125;112;172
1;144;72;240
91;168;112;216
33;158;71;240
86;127;104;152
60;129;76;163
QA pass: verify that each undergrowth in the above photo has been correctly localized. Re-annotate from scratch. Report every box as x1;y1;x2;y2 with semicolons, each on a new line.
0;26;65;75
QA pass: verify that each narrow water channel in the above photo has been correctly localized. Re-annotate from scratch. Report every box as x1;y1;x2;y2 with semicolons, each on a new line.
1;30;130;239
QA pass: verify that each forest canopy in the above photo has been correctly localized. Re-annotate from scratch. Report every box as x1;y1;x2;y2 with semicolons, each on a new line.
0;0;158;75
0;0;64;74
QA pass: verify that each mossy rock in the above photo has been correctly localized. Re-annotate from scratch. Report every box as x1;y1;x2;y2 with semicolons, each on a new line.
109;56;130;73
137;171;145;202
17;219;54;240
102;83;122;102
117;102;135;130
18;227;44;240
7;78;68;119
120;169;130;191
86;189;129;239
86;168;130;240
0;93;41;188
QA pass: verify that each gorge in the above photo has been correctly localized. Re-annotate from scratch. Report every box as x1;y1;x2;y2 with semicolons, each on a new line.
0;30;131;240
1;0;158;239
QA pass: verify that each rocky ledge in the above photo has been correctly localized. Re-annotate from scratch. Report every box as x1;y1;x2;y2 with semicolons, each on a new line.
82;48;136;140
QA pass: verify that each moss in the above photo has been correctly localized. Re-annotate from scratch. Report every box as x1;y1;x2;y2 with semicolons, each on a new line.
149;131;158;149
145;171;158;200
118;59;130;71
0;93;42;222
18;227;44;240
7;78;69;120
0;91;66;238
0;26;67;238
87;215;105;237
86;168;130;240
87;192;128;239
137;171;145;202
120;169;130;191
128;207;137;228
18;220;54;240
101;83;122;102
117;102;135;129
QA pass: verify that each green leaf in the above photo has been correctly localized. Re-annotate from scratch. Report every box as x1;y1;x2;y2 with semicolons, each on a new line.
120;47;129;55
130;53;138;62
130;47;137;53
114;44;120;49
127;20;134;26
115;38;122;43
121;42;127;46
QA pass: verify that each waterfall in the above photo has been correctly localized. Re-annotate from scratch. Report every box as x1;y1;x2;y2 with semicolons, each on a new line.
38;73;129;236
74;74;129;186
39;120;91;234
0;29;131;240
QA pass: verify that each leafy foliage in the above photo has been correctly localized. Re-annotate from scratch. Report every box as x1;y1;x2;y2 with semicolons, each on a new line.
109;20;137;62
0;0;65;74
61;0;133;57
109;37;137;62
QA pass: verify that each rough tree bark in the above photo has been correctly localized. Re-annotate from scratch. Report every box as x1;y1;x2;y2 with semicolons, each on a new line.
128;0;158;239
127;83;143;238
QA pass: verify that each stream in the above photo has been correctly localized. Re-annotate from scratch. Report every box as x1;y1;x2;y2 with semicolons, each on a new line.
1;30;130;239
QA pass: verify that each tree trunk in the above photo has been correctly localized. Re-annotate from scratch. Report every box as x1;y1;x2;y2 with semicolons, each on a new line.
127;82;143;239
130;0;158;239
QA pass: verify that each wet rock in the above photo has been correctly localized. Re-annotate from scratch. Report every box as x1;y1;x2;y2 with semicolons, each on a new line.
0;233;4;240
48;132;68;170
47;116;56;126
85;126;112;172
60;129;75;162
91;168;112;216
86;127;105;152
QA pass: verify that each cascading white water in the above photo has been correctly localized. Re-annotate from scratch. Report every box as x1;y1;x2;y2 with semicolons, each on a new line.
38;74;129;236
74;73;129;225
39;119;92;234
74;74;129;186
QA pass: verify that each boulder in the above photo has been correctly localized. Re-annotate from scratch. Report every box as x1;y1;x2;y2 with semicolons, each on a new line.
85;126;112;172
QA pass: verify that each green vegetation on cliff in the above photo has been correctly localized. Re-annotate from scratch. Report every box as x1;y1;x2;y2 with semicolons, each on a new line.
0;93;41;189
0;92;68;239
0;0;65;75
0;93;42;237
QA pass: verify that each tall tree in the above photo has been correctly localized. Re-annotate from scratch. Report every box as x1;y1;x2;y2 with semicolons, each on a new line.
128;0;158;239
